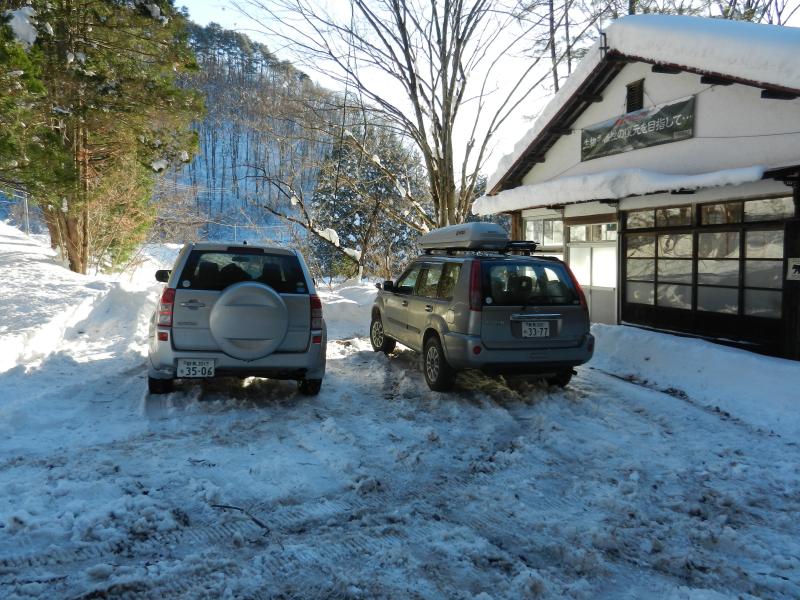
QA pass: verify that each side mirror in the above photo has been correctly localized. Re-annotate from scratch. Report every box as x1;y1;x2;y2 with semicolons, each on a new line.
155;269;171;283
382;280;394;292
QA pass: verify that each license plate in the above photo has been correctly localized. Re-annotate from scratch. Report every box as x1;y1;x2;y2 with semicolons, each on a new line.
177;359;215;378
521;321;550;338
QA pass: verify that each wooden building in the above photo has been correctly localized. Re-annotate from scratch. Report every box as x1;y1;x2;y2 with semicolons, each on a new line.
474;15;800;358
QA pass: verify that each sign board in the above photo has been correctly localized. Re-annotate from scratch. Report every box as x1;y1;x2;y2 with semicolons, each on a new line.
788;258;800;281
581;96;695;161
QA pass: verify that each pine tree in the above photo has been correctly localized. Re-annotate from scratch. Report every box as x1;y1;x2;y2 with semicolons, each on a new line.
309;121;428;281
2;1;202;273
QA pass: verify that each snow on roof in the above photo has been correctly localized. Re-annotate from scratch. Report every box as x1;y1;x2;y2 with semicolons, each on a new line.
607;15;800;93
472;165;764;216
485;15;800;195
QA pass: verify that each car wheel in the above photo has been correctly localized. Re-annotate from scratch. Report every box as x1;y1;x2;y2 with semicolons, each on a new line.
148;376;173;394
298;379;322;396
370;315;396;354
423;335;456;392
546;369;574;388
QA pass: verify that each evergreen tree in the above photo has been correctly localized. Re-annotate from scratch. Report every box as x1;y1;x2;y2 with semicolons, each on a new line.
1;1;202;273
309;122;428;281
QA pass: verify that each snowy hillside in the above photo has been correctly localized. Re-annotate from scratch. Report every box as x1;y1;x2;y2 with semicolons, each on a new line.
2;221;800;599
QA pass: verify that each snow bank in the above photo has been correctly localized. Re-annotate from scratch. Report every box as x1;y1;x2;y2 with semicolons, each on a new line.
486;15;800;194
591;324;800;438
317;282;376;340
473;166;764;215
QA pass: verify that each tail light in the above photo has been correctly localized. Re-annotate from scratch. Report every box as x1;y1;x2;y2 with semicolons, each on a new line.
469;260;482;312
158;288;176;327
310;294;323;329
564;264;588;310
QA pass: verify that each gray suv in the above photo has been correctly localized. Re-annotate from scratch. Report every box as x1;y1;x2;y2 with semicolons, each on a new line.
369;224;594;391
147;243;326;395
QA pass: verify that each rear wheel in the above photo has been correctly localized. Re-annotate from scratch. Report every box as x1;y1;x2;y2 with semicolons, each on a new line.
298;379;322;396
546;369;574;388
423;336;456;392
370;315;396;354
148;376;173;394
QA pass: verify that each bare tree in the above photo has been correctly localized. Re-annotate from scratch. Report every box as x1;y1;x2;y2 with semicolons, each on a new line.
235;0;555;227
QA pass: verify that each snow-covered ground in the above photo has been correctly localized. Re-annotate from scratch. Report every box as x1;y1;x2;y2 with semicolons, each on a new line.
1;221;799;599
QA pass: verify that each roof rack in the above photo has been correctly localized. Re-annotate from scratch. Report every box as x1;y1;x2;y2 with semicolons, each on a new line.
423;240;540;256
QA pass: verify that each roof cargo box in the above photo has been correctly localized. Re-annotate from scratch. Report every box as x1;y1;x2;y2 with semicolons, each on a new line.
419;222;510;251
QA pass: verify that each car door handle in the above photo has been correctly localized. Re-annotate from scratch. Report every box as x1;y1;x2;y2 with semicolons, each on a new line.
425;304;433;312
180;300;206;309
401;300;408;307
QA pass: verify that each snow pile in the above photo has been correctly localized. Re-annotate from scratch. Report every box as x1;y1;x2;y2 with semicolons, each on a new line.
4;7;38;48
0;223;111;372
486;15;800;195
591;324;800;438
317;282;377;340
473;166;764;215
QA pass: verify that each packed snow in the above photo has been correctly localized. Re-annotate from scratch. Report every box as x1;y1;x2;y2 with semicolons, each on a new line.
472;166;764;215
2;221;800;598
486;15;800;194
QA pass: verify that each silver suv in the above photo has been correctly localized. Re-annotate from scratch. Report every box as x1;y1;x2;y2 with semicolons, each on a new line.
147;243;326;395
369;223;594;391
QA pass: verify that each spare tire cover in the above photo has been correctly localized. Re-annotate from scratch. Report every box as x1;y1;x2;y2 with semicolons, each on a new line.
209;281;289;360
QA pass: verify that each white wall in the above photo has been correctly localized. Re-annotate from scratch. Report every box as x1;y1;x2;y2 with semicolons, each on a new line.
521;62;800;186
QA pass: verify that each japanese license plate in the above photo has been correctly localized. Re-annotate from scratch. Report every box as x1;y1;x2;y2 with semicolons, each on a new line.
177;359;215;378
521;321;550;338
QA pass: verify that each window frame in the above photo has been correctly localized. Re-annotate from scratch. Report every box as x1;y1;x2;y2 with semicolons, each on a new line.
622;197;790;320
523;216;565;251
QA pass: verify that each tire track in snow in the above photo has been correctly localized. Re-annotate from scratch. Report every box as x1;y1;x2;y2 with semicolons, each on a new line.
5;340;800;599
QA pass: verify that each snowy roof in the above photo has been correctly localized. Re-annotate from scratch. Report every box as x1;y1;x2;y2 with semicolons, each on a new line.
472;166;765;216
485;15;800;198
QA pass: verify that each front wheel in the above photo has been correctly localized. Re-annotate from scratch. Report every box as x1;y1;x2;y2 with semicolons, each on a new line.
370;315;396;354
423;336;456;392
298;379;322;396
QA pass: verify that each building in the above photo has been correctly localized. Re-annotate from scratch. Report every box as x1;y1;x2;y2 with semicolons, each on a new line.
474;15;800;359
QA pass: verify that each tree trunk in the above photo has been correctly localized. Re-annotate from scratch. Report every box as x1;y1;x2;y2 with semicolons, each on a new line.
549;0;560;92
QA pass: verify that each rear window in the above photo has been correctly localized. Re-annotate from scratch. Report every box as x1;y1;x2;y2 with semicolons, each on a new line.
179;250;307;293
484;261;578;306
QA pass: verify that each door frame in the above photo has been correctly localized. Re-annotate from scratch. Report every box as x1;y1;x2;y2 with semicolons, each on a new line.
567;239;619;324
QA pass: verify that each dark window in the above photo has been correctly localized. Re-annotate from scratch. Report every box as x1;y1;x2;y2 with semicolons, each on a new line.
417;264;444;298
656;206;692;227
743;197;794;222
626;79;644;113
626;209;655;229
180;251;307;293
623;198;789;329
484;262;578;306
701;202;742;225
395;265;422;295
437;263;462;300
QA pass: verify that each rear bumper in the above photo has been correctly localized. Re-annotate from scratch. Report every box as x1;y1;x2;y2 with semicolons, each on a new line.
148;328;327;380
442;331;594;374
